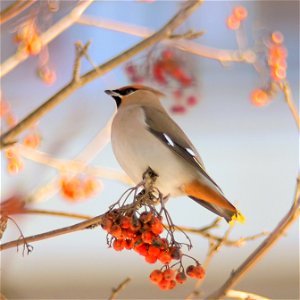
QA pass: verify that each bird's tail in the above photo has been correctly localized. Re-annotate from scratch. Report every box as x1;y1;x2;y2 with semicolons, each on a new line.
182;180;245;224
189;196;245;224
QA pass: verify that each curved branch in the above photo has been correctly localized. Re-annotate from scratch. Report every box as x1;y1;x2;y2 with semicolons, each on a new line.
0;0;36;25
205;175;300;299
0;0;203;149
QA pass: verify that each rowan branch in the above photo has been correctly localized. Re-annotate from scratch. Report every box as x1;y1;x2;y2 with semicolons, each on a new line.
0;0;203;149
108;277;131;300
226;289;269;300
0;0;37;25
204;175;300;300
16;143;132;185
0;0;94;78
77;15;256;63
0;213;104;252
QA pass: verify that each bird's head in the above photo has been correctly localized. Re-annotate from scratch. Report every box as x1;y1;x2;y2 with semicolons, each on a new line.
105;85;165;108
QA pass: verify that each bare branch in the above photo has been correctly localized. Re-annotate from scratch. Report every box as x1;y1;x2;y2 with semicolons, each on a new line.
0;0;203;149
226;289;270;300
72;41;91;82
108;277;131;300
0;213;104;252
205;175;300;300
0;0;37;25
280;81;300;131
77;15;256;63
0;0;94;78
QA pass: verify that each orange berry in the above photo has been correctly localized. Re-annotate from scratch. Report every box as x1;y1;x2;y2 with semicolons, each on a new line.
23;134;40;148
130;217;142;232
158;251;172;264
186;265;196;278
150;269;163;284
135;243;148;256
175;272;187;284
193;265;205;279
272;66;286;81
84;177;100;198
250;89;270;107
5;114;17;127
101;217;113;232
38;67;57;85
151;221;164;235
119;215;131;229
142;231;155;244
5;149;17;159
233;6;248;21
269;46;287;59
111;224;124;239
226;15;240;30
187;95;198;106
0;100;10;117
148;245;161;257
123;229;135;239
271;31;284;44
60;177;85;201
163;269;176;280
113;239;125;251
169;280;176;290
26;35;42;55
145;254;158;264
7;158;24;174
158;279;171;290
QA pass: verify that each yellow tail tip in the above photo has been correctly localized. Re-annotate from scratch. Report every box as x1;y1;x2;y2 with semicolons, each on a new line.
229;211;246;225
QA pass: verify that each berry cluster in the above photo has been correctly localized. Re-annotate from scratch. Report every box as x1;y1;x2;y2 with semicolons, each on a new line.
150;263;205;290
101;198;205;291
124;47;199;114
60;176;100;202
1;99;42;174
268;31;287;82
14;20;42;56
226;6;248;30
250;31;288;107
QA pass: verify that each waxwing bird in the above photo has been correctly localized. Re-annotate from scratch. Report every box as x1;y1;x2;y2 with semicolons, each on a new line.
105;85;244;223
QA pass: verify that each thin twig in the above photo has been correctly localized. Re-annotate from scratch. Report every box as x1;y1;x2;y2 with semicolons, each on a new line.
0;0;37;25
77;15;256;63
0;0;94;78
0;0;203;149
0;213;104;251
20;209;91;220
16;143;132;185
226;289;270;300
205;175;300;300
108;277;131;300
280;81;300;130
72;41;91;81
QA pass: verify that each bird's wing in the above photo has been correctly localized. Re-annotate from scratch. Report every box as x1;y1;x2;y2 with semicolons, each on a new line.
142;106;223;193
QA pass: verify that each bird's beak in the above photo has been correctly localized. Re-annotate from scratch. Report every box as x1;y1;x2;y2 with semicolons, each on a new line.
105;89;118;97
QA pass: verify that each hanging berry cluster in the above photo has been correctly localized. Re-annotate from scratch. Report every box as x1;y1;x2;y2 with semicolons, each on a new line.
251;31;288;107
101;169;205;290
0;98;41;175
124;47;199;114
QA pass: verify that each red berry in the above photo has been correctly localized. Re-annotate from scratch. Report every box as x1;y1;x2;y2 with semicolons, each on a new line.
145;254;158;264
175;272;187;284
130;218;142;232
169;280;176;290
142;231;155;244
250;89;270;107
124;239;135;250
186;265;196;278
171;104;186;114
110;224;123;239
187;95;198;106
158;251;172;264
151;222;164;235
158;279;171;290
233;6;248;21
193;265;205;279
119;215;131;229
149;269;163;283
101;217;113;232
113;239;125;251
148;245;161;257
169;246;182;260
134;243;148;256
163;269;176;280
139;211;153;223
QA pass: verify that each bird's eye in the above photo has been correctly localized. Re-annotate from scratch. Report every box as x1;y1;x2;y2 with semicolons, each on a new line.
118;87;137;96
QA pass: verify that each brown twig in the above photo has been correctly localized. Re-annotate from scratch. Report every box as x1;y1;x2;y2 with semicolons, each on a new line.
205;175;300;300
0;0;37;25
280;81;300;131
0;0;94;78
20;209;91;220
226;289;269;300
77;15;256;63
108;277;131;300
0;0;203;149
0;213;104;252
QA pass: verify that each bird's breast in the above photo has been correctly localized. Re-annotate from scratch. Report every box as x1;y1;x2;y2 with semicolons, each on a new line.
111;107;194;196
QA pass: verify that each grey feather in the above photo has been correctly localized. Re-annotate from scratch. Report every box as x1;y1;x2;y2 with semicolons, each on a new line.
142;106;223;193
